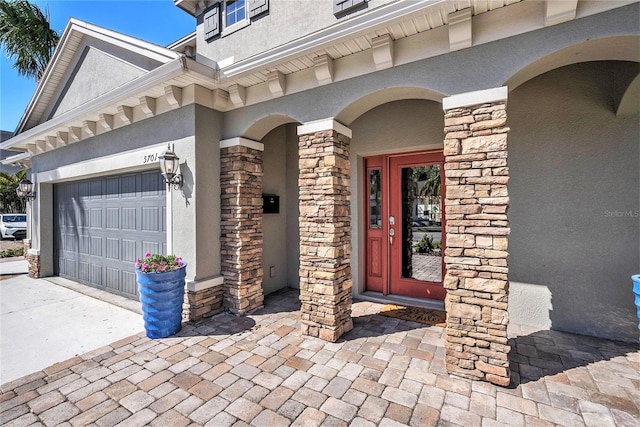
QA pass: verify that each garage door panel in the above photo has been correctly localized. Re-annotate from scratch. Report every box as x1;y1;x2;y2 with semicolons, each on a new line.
142;206;161;231
106;238;120;260
90;264;102;285
122;271;137;295
78;262;89;282
142;241;161;257
106;268;119;291
54;171;166;299
122;208;137;230
121;175;137;198
122;239;137;262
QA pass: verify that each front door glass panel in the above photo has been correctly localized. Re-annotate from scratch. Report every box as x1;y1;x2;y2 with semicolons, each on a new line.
369;169;382;229
400;165;442;283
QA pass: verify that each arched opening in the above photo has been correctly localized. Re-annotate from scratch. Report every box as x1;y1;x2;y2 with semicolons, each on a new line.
242;116;303;297
340;94;447;306
336;86;444;126
507;60;639;342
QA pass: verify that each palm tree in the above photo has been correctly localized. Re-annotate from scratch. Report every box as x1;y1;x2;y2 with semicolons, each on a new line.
0;170;27;213
0;0;59;80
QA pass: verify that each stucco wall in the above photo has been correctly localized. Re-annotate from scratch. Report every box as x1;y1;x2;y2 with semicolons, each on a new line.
262;125;288;294
285;123;300;289
44;36;164;124
51;47;146;119
222;3;638;139
508;61;640;342
33;107;196;172
185;105;223;281
196;0;390;65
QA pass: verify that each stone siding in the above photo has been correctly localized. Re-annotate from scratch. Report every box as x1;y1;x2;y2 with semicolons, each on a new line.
298;129;353;342
183;285;224;323
23;240;40;279
443;101;511;386
220;145;264;315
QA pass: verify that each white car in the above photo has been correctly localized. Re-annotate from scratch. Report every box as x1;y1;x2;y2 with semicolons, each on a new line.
0;214;27;240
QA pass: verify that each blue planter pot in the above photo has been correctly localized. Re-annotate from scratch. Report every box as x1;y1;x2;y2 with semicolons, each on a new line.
136;263;187;339
633;274;640;342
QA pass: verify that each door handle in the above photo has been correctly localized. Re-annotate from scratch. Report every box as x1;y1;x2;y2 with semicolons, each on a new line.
389;227;395;245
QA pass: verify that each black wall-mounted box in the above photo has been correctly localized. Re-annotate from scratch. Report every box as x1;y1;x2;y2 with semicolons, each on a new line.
262;194;279;214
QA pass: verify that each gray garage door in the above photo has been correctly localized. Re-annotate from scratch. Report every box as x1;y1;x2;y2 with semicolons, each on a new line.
54;171;166;299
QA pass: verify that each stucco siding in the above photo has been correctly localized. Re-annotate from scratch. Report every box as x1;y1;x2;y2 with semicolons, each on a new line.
262;125;289;295
32;107;196;173
285;123;301;289
51;47;146;119
196;0;390;65
223;3;639;139
508;61;640;342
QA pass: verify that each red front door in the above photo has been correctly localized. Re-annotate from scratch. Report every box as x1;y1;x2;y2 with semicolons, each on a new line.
364;151;446;300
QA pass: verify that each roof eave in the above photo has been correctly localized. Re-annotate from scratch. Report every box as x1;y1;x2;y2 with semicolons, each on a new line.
0;58;190;151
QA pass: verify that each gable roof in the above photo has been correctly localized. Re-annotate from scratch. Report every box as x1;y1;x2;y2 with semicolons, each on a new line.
14;18;181;134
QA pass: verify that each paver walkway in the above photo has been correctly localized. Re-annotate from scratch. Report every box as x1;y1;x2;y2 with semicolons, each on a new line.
1;288;638;426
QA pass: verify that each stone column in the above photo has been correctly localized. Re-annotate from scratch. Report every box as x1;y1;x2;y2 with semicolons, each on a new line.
297;119;353;342
442;87;511;386
220;138;264;315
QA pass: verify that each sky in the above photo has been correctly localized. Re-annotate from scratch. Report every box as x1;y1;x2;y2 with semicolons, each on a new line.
0;0;195;133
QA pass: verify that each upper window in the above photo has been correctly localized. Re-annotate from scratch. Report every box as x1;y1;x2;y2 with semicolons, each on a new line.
203;0;269;41
226;0;246;27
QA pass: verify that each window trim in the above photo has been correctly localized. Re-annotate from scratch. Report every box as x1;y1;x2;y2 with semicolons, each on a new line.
222;0;250;37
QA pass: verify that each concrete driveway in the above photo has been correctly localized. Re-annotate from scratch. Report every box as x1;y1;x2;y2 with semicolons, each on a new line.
0;275;143;384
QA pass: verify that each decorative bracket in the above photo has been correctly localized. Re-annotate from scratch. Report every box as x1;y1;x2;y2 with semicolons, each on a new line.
139;96;156;118
448;8;472;52
267;70;286;98
371;34;394;71
118;105;133;125
545;0;578;26
83;120;97;137
165;85;183;108
228;84;247;108
313;54;334;86
98;113;114;131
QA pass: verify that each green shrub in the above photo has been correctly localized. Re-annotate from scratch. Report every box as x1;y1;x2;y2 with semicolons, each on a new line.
414;235;435;254
0;248;24;258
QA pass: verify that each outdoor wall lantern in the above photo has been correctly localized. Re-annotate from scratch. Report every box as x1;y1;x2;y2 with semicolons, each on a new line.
159;144;183;190
16;178;36;200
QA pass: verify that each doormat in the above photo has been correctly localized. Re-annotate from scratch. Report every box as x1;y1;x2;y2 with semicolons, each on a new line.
379;304;447;327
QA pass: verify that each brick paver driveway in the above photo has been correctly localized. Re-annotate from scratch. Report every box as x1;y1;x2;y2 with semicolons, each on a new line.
1;289;638;426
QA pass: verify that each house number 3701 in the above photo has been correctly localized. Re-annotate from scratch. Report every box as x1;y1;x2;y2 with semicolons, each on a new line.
143;153;159;163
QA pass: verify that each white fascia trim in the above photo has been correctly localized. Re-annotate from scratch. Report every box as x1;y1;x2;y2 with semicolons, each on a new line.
1;59;187;151
442;86;508;110
28;249;40;256
186;275;224;292
297;118;352;138
220;137;264;151
220;0;445;79
0;152;30;165
34;140;189;183
167;31;197;50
